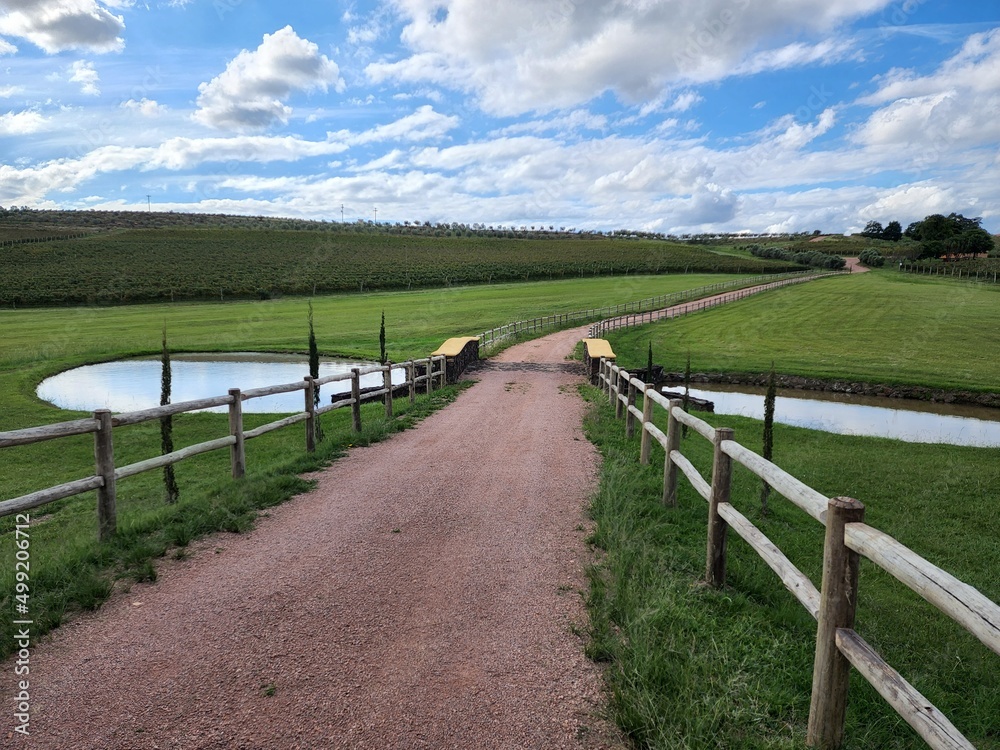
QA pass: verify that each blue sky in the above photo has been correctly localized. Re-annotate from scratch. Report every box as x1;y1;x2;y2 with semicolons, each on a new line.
1;0;998;234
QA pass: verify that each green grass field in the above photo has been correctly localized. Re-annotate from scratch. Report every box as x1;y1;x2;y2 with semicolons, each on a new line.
606;270;1000;393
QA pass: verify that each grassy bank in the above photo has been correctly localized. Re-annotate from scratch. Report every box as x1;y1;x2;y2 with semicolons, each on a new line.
582;387;1000;749
606;271;1000;394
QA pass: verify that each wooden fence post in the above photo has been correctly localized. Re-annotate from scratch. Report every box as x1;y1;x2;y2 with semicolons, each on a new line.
408;361;416;404
351;368;362;433
615;369;625;419
304;376;316;452
706;427;734;587
807;496;865;749
425;357;434;395
93;409;116;541
663;399;682;506
626;378;638;438
228;388;245;478
607;363;616;404
383;363;393;418
438;356;447;388
639;383;654;465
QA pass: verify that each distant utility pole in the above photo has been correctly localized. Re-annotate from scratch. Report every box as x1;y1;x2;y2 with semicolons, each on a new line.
374;207;377;223
146;195;151;212
341;204;344;223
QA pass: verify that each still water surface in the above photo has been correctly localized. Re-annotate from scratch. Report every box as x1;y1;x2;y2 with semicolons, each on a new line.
677;384;1000;448
37;353;405;414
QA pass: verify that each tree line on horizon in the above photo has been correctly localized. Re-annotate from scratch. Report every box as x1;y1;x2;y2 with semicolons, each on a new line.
862;212;995;259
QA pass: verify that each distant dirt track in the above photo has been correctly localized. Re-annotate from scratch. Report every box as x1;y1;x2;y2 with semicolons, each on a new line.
5;324;626;750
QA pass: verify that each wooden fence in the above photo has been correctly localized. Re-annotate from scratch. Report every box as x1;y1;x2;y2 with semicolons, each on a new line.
0;355;448;541
477;272;817;352
598;357;999;750
588;272;840;337
899;262;1000;284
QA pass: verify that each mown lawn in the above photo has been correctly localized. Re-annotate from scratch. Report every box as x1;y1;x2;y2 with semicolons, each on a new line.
606;271;1000;393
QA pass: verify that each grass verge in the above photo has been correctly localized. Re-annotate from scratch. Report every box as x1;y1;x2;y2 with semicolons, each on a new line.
581;385;1000;749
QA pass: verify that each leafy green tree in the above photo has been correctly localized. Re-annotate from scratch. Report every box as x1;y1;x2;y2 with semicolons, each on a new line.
861;220;884;239
882;220;903;242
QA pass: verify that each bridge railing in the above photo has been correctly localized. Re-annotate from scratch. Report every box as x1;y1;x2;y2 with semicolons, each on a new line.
598;356;998;750
0;355;448;540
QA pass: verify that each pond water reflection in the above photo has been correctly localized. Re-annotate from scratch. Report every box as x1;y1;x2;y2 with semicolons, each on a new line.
37;353;405;414
676;384;1000;448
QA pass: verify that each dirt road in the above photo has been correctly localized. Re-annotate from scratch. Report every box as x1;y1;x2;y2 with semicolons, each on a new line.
7;326;624;750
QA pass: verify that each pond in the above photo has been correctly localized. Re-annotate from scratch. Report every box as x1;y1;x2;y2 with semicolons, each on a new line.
37;353;406;414
673;384;1000;448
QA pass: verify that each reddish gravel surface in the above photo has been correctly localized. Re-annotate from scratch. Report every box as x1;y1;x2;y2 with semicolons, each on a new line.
4;326;627;750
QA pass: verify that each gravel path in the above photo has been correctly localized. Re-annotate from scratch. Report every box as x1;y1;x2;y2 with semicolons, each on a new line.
5;325;626;750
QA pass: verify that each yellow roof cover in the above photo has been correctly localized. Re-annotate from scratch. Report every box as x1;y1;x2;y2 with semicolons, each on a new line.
583;338;616;359
432;336;480;357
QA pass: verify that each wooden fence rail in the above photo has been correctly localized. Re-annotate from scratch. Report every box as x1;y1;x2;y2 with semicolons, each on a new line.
899;262;1000;284
597;357;999;750
588;272;841;338
477;271;818;352
0;355;448;540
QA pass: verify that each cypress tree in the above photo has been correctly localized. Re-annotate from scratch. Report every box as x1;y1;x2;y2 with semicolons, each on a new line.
160;324;179;504
308;301;324;442
760;362;776;516
379;310;387;365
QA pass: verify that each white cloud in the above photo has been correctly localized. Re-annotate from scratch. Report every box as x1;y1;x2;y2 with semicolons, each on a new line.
492;109;607;137
854;29;1000;151
194;26;344;131
668;91;703;113
0;0;125;54
0;38;16;55
0;84;23;97
0;109;49;135
121;97;166;116
337;104;458;144
733;38;859;76
69;60;100;95
367;0;893;115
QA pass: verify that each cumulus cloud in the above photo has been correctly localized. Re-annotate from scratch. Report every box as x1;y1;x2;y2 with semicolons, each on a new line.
194;26;344;131
69;59;100;95
0;38;16;55
367;0;893;115
0;0;125;54
0;109;49;135
854;29;1000;151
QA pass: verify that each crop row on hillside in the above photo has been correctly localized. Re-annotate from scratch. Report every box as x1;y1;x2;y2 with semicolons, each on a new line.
0;229;801;306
